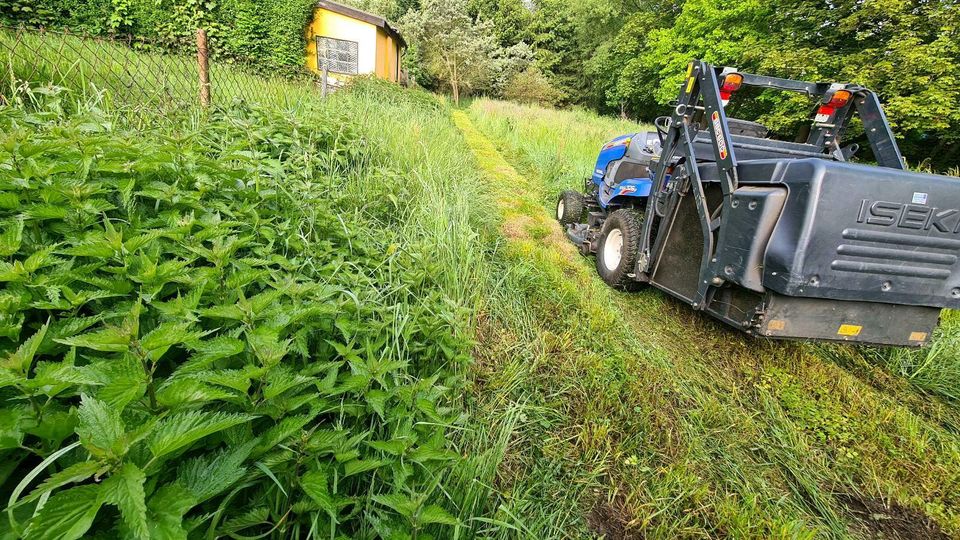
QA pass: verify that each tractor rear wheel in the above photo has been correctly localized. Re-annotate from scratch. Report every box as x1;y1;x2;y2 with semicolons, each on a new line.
557;190;585;225
596;209;643;291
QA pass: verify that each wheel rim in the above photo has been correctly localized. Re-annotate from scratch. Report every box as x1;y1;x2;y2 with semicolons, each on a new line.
557;200;565;220
602;228;624;271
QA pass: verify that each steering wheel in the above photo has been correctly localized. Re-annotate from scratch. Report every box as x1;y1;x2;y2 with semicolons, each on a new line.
654;116;671;144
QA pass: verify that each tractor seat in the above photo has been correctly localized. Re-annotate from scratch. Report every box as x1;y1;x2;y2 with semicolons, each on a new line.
603;131;661;187
726;118;769;138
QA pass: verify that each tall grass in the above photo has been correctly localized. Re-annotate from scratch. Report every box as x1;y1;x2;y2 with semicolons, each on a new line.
468;98;647;204
0;27;316;117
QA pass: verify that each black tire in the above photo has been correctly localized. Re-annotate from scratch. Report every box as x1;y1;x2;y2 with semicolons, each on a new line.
557;190;585;225
595;209;644;291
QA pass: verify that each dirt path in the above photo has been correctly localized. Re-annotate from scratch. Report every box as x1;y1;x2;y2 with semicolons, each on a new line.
453;109;960;539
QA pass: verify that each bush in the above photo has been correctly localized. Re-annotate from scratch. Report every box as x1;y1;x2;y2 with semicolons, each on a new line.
1;0;318;75
503;67;563;107
0;88;467;538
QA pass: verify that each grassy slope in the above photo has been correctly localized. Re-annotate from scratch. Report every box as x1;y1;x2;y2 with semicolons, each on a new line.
461;99;960;538
9;30;960;537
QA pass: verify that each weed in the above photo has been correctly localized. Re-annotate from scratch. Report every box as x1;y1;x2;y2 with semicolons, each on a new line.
0;82;480;538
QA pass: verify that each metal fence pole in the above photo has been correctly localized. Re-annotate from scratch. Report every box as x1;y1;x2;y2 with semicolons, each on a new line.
196;28;211;107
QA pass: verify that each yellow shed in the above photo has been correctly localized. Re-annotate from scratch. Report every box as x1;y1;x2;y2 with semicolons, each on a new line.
305;1;405;85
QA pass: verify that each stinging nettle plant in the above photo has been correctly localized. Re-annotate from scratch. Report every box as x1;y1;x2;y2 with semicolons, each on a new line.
0;87;468;539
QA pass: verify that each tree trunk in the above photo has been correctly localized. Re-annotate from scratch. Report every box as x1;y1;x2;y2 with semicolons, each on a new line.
451;62;460;105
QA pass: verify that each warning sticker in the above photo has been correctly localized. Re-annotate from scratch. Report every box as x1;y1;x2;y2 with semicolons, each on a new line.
912;192;929;205
711;111;728;160
837;324;863;337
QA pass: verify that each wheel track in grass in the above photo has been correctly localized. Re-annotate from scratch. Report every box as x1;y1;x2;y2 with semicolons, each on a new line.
452;110;960;539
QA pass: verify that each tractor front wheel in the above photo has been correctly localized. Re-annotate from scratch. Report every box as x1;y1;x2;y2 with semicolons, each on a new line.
557;190;585;225
596;209;643;291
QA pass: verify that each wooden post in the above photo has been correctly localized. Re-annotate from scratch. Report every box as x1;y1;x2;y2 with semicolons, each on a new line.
321;66;329;98
196;28;211;107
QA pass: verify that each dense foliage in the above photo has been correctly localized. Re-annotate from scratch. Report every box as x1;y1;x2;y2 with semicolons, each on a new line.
373;0;960;168
0;0;316;72
6;0;960;166
0;85;469;538
400;0;533;104
486;0;960;168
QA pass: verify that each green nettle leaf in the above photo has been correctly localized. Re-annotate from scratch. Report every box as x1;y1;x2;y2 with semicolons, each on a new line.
55;326;130;352
343;458;389;478
76;394;126;458
199;303;246;321
365;389;391;418
178;440;255;503
25;484;104;540
0;219;24;256
156;378;235;409
20;460;103;505
372;493;419;519
246;326;290;368
198;368;258;393
219;506;270;537
408;445;459;464
148;411;255;460
101;462;149;539
1;323;48;374
59;239;116;258
23;245;60;273
253;414;314;457
262;367;315;400
23;409;78;446
0;406;32;450
146;484;197;540
366;439;410;456
140;321;206;359
419;504;460;526
31;359;106;390
178;336;247;374
301;469;336;514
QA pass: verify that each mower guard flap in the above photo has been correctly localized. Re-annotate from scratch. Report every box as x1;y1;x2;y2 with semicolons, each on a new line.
746;158;960;309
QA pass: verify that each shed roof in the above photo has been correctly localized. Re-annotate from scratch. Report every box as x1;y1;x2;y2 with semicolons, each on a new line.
316;1;406;48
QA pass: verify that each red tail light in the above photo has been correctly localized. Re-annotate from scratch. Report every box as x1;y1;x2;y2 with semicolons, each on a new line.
721;73;743;92
825;89;852;108
815;89;853;123
719;73;743;105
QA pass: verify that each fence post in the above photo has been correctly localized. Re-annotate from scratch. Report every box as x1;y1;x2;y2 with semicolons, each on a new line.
321;66;329;98
196;28;211;107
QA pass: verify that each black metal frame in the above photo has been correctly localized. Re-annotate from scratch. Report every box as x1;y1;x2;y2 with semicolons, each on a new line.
636;60;906;312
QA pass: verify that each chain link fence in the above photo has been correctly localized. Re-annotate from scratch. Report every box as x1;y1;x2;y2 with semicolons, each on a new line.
0;24;320;116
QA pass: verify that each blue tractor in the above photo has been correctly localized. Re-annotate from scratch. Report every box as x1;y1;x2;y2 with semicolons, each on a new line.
556;60;960;347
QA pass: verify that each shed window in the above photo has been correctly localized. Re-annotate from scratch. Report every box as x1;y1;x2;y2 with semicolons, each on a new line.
316;37;359;75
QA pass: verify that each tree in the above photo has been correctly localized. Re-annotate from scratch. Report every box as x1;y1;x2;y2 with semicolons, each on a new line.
504;65;562;106
468;0;532;47
401;0;500;103
527;0;581;103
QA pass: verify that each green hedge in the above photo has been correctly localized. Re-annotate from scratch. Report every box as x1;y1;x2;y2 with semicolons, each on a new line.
0;0;318;74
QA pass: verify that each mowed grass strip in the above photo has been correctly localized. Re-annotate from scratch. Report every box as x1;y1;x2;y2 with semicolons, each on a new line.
457;105;960;539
